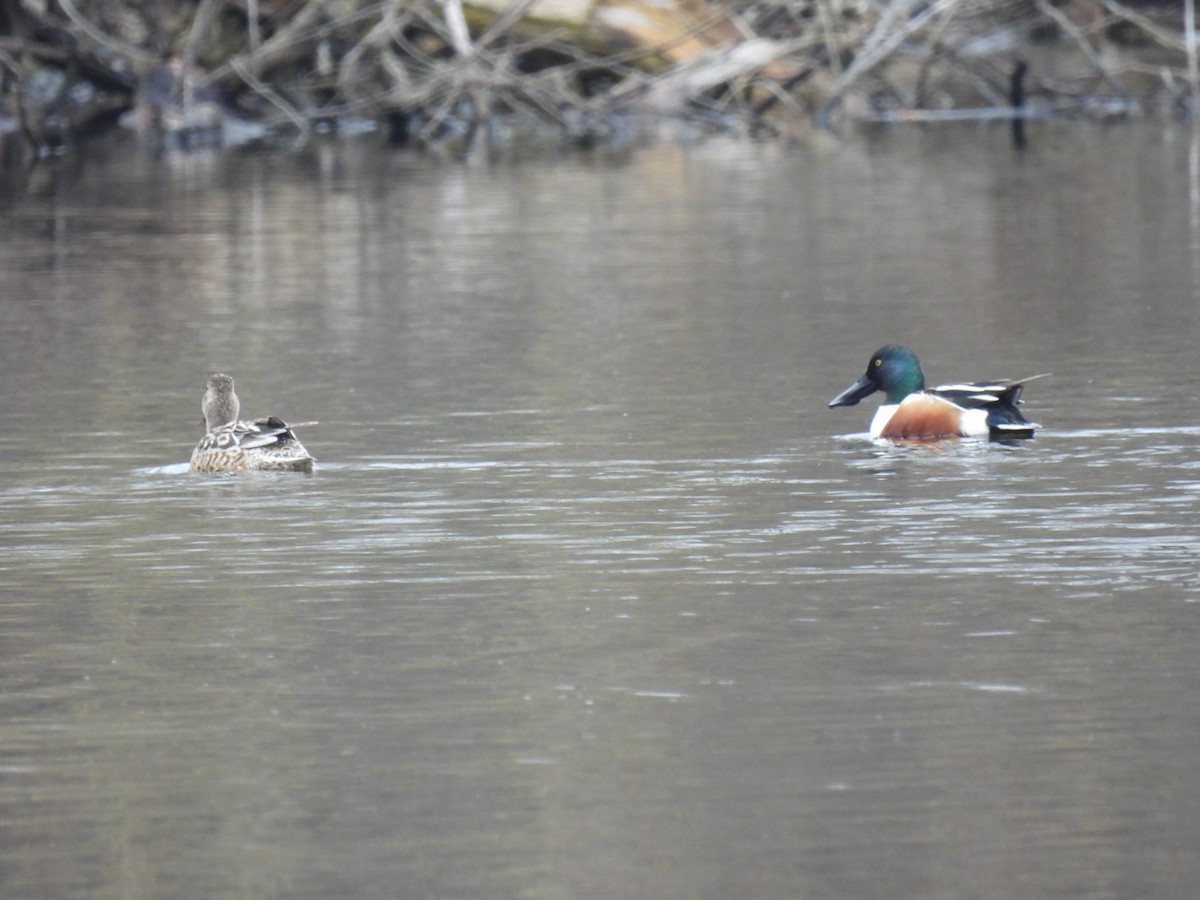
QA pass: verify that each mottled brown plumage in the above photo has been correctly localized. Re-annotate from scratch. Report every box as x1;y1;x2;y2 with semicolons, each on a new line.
189;374;315;473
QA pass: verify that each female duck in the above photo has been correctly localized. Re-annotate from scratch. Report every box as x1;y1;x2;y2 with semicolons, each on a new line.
190;373;315;473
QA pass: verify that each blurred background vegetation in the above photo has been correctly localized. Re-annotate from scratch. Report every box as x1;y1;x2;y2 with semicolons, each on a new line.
0;0;1194;156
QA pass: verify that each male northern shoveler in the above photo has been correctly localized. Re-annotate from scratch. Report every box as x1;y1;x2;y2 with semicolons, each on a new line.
189;373;316;473
828;344;1044;440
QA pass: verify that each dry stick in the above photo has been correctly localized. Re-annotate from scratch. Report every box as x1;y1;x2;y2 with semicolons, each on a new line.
1034;0;1125;95
288;3;419;124
751;73;809;117
340;1;421;96
842;0;922;77
484;44;597;124
0;48;39;152
389;5;477;124
515;37;608;117
934;38;1011;106
513;77;579;122
380;47;417;95
55;0;158;66
375;21;464;115
476;0;543;52
816;0;843;76
1099;0;1200;109
913;26;950;105
438;0;551;158
199;0;377;88
442;0;475;58
338;19;389;97
1099;0;1185;52
179;0;221;113
388;73;456;113
636;38;807;112
602;9;817;109
820;0;966;116
388;5;453;70
415;79;465;141
493;38;623;120
390;0;492;112
465;0;560;132
247;0;262;52
742;20;873;117
230;56;311;143
194;0;395;125
912;0;996;108
520;0;786;118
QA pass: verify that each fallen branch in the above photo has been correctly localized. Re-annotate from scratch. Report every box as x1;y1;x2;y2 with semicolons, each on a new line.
56;0;157;67
231;56;311;141
628;37;805;112
1099;0;1186;53
1035;0;1125;95
821;0;967;112
179;0;221;109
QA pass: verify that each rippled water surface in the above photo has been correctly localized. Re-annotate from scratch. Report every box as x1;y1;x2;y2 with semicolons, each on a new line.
2;125;1199;898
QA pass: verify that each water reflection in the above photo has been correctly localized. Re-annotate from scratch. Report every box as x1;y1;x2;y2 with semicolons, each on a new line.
1;126;1199;898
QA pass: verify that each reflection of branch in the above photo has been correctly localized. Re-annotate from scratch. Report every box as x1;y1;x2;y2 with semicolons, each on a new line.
859;99;1141;121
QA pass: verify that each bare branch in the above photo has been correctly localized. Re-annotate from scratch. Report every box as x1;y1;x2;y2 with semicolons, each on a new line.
179;0;222;110
230;56;311;142
1036;0;1125;95
56;0;158;67
442;0;475;58
825;0;966;104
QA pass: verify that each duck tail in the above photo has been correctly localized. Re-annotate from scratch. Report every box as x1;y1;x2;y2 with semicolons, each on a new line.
1001;372;1051;406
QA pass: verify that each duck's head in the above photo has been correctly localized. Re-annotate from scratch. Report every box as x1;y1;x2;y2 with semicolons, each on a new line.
201;373;240;430
828;344;926;407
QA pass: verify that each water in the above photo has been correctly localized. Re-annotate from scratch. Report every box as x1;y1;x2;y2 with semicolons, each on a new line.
1;124;1199;898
